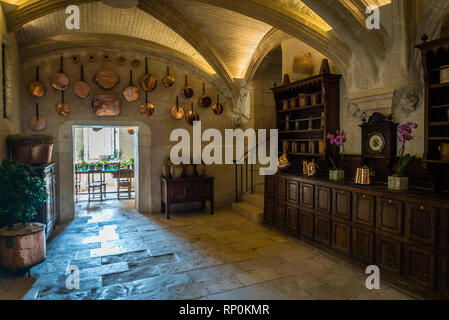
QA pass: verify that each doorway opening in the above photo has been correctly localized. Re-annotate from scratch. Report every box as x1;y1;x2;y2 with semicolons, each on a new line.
72;126;138;203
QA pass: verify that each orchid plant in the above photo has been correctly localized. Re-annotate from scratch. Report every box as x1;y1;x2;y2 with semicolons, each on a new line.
392;121;418;177
327;129;347;170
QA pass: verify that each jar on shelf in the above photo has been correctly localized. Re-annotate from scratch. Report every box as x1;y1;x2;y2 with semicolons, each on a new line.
295;120;300;130
299;94;310;108
285;114;290;131
311;92;322;105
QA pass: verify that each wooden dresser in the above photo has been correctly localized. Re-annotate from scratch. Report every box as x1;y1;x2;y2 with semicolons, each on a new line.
264;173;449;298
161;176;214;219
32;163;57;239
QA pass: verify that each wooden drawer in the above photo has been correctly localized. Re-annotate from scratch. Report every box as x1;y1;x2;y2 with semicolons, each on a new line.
274;202;286;227
300;182;314;209
353;192;375;227
170;183;191;201
376;197;404;236
276;176;286;201
264;200;274;224
299;209;314;239
332;221;351;255
404;245;436;290
194;181;211;197
286;206;299;231
265;175;275;200
376;236;402;275
315;214;331;247
405;203;437;245
352;227;374;264
333;189;351;221
438;254;449;297
287;180;299;204
315;185;331;215
439;209;449;250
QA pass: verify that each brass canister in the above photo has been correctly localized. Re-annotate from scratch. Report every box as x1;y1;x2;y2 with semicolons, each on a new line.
354;165;371;185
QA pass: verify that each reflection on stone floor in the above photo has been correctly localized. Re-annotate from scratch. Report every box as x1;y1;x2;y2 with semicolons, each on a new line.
0;200;414;300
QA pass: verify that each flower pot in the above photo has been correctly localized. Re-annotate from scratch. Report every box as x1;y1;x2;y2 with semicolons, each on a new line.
185;164;196;177
0;223;46;270
329;169;345;181
196;164;206;177
388;176;409;191
170;165;183;179
10;143;53;165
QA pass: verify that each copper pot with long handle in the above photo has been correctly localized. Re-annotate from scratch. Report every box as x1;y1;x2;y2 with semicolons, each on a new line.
28;66;46;97
50;56;70;90
73;65;91;98
185;101;199;126
170;96;184;120
198;82;212;108
55;90;71;116
139;91;154;117
123;70;140;102
163;65;175;88
181;75;193;99
28;103;47;131
212;94;224;115
140;57;157;92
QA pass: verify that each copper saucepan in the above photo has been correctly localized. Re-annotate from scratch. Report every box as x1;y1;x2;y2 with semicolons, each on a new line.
28;103;47;131
212;94;224;115
28;66;47;97
123;70;140;102
50;56;70;90
170;96;185;120
139;91;154;117
73;65;91;98
55;90;71;116
163;65;175;88
140;57;157;92
181;75;193;99
185;101;199;126
198;82;211;108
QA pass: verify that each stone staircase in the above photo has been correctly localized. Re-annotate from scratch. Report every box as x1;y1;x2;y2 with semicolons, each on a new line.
231;183;265;224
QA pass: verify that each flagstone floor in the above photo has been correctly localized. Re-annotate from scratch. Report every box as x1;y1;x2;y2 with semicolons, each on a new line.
0;200;414;300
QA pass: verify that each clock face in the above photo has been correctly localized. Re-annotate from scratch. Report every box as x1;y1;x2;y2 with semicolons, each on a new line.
368;132;385;153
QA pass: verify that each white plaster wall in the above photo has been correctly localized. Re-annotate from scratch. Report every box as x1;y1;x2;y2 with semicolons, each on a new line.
0;6;21;160
20;52;235;221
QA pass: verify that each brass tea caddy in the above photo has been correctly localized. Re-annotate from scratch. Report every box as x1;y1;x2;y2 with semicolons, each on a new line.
354;165;372;185
302;159;318;177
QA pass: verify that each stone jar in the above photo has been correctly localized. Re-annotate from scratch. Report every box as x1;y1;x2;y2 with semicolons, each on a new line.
293;52;313;80
170;165;183;179
185;164;196;177
162;158;172;178
438;143;449;160
196;164;206;177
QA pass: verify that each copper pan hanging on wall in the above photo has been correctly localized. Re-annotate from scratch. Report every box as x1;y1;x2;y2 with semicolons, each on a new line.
198;82;211;108
181;75;194;99
94;67;120;90
162;65;175;88
139;91;154;117
73;65;91;98
55;90;71;116
28;103;47;131
140;57;157;92
170;96;184;120
123;70;140;102
212;94;224;115
185;101;199;126
50;55;70;91
28;66;46;98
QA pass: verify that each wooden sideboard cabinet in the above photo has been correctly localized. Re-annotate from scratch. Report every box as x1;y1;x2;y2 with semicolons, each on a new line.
32;163;57;239
161;176;214;219
264;172;449;299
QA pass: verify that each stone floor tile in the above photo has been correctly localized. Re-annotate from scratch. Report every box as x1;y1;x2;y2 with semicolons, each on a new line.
188;264;244;282
170;276;244;300
235;267;283;286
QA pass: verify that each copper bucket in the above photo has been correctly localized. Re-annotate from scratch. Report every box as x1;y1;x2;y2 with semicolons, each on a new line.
354;165;371;185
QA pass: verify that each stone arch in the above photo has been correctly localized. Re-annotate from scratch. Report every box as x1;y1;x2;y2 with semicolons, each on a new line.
57;119;152;222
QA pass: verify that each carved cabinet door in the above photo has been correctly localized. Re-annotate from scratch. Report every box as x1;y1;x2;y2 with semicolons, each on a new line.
353;192;376;227
315;214;331;247
287;180;299;204
405;203;437;245
376;197;404;236
315;185;331;215
300;182;314;209
333;189;351;221
403;245;436;290
299;210;314;239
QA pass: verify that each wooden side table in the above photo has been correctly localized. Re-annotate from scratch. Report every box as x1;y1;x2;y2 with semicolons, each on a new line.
161;175;214;219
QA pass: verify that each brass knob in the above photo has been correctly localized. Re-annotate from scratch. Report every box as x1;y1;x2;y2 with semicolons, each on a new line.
362;195;366;198
388;200;392;204
420;206;424;210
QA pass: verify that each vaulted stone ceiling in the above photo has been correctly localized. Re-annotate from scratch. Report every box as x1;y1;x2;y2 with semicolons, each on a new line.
3;0;399;104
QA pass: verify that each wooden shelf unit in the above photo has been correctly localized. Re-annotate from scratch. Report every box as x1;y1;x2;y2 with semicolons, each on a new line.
272;73;341;168
416;35;449;192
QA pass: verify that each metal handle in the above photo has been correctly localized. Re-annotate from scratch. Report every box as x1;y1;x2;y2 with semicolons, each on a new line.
389;200;392;204
420;205;424;210
362;194;366;198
